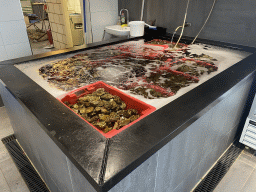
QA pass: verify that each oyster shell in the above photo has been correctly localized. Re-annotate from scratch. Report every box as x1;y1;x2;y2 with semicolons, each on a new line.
101;94;114;100
113;122;119;129
120;102;126;110
130;115;140;122
67;88;140;133
99;114;110;122
113;95;122;104
93;88;106;96
119;118;131;127
85;107;94;113
94;121;107;129
79;107;87;114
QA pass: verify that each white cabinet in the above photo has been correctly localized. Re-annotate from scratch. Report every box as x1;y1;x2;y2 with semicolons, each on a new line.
240;92;256;149
240;119;256;149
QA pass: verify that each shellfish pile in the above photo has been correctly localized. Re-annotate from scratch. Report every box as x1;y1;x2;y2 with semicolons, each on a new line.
39;39;219;99
65;88;140;133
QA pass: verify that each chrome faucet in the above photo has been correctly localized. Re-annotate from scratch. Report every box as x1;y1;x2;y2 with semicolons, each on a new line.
120;9;129;24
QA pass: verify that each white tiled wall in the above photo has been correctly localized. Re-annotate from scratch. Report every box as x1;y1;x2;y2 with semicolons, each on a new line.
46;0;68;49
89;0;118;42
0;0;32;62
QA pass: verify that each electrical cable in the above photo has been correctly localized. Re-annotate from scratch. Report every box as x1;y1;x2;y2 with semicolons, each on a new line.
171;26;182;43
191;0;217;44
140;0;145;21
174;0;190;48
174;26;183;33
87;0;93;43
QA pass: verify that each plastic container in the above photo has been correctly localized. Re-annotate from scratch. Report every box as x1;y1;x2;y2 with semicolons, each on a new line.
58;81;156;138
129;21;145;37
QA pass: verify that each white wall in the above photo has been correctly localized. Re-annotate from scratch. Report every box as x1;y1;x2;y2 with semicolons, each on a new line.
89;0;118;42
0;0;32;62
68;0;82;14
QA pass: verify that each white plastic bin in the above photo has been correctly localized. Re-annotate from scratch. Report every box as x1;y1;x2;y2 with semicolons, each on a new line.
129;21;145;37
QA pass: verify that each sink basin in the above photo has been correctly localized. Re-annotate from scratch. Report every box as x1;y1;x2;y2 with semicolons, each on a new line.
105;25;130;36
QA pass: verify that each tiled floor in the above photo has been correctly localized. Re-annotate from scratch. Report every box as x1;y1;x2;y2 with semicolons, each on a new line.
0;107;29;192
1;105;256;192
213;148;256;192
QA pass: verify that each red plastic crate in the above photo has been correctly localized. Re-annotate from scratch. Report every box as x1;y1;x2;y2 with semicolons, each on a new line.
57;81;156;138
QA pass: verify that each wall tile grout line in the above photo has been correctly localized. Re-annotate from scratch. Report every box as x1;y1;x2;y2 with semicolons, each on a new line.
153;151;160;192
66;157;75;192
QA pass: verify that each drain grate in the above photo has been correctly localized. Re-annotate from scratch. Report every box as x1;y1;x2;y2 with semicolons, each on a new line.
2;134;16;144
193;144;243;192
1;135;50;192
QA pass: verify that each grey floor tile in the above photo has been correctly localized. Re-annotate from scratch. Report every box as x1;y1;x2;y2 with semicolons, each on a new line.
242;148;254;157
0;107;9;121
0;158;29;192
0;128;14;140
0;141;8;152
241;169;256;192
251;153;256;162
213;160;254;192
238;152;256;168
0;149;11;164
0;169;11;192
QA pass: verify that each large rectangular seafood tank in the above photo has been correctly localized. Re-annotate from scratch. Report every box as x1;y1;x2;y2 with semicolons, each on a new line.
16;38;251;108
1;37;255;192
